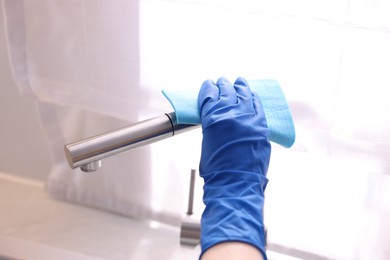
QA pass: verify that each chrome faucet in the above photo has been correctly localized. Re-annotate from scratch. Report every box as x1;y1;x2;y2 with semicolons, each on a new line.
64;112;199;172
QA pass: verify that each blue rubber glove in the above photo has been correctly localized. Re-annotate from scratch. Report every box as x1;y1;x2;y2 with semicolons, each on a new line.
198;77;271;259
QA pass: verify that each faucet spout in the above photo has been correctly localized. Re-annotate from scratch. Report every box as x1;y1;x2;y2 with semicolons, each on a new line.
64;112;199;172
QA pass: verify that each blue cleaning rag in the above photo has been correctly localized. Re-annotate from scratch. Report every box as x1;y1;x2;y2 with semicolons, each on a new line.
162;79;295;148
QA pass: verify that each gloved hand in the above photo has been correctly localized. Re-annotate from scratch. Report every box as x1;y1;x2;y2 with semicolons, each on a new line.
198;77;271;259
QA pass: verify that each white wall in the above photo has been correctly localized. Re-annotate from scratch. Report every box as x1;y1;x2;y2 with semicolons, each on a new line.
0;3;51;181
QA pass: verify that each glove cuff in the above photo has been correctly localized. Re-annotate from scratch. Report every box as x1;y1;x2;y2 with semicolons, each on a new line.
200;170;268;259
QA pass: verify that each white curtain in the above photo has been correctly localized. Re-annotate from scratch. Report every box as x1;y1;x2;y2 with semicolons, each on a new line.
3;0;390;259
2;0;198;226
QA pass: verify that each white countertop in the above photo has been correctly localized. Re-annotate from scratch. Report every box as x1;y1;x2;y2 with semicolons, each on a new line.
0;174;201;260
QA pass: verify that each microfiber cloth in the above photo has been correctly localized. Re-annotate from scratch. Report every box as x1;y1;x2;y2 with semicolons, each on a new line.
162;79;295;148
